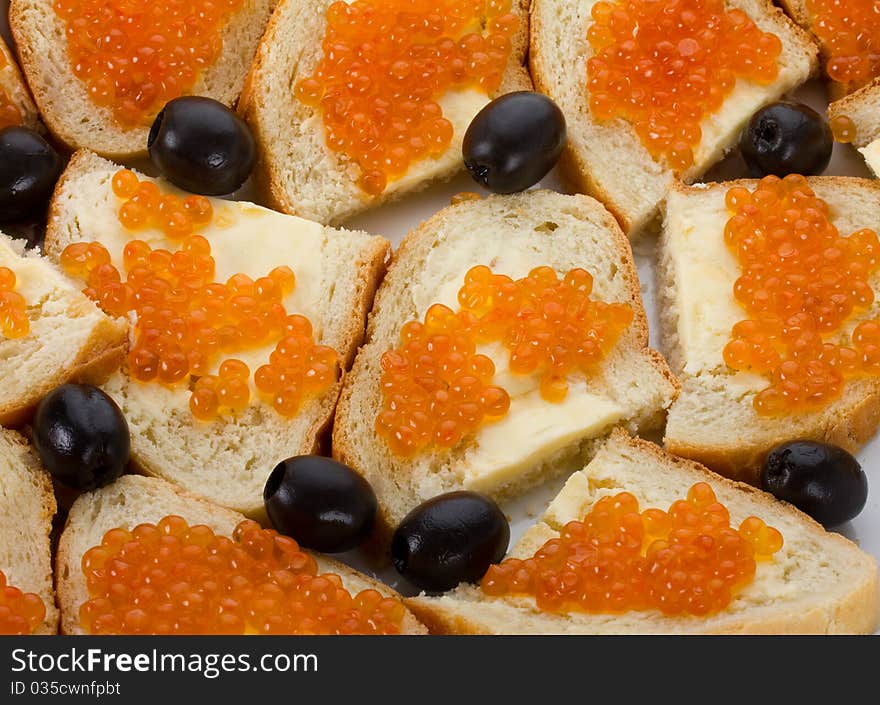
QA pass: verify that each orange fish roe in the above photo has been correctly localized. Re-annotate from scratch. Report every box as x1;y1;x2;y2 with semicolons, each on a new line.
830;114;858;144
0;52;23;130
586;0;782;173
79;517;405;635
0;266;29;340
0;570;45;635
482;483;783;617
376;266;633;457
723;174;880;416
295;0;519;195
807;0;880;88
52;0;244;127
59;170;338;421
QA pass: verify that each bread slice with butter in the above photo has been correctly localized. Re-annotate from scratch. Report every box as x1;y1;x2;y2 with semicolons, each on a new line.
56;474;427;635
0;232;128;427
333;190;679;543
406;430;879;634
659;177;880;482
237;0;532;226
0;428;58;634
43;150;390;518
530;0;819;237
0;35;40;131
827;80;880;176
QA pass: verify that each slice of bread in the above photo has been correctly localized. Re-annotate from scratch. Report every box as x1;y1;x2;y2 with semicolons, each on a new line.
406;430;879;634
827;80;880;175
530;0;819;237
238;0;533;226
56;474;427;635
0;427;58;634
0;232;128;427
9;0;278;159
659;177;880;482
43;150;390;517
333;190;679;543
0;35;40;131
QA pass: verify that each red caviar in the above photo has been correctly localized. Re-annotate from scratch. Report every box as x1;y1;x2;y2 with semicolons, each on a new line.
296;0;518;195
0;51;23;130
482;483;783;617
79;518;405;635
830;114;858;144
0;266;29;340
586;0;782;173
723;174;880;415
0;570;45;635
807;0;880;88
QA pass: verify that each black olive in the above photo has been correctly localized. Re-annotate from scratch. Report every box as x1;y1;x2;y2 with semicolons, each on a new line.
32;384;130;491
463;91;566;194
148;97;256;196
263;456;377;553
761;441;868;527
391;491;510;592
0;127;63;223
740;102;833;178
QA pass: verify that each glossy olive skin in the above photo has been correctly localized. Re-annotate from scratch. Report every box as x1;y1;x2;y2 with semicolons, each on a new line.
32;385;131;491
392;491;510;592
264;456;377;553
761;441;868;527
0;127;63;222
148;97;256;196
740;102;832;178
463;91;566;194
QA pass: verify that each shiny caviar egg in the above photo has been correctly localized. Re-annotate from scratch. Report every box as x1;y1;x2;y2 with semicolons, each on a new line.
831;115;858;144
52;0;245;127
0;570;46;635
586;0;782;174
79;518;406;635
0;52;22;131
807;0;880;88
0;266;29;339
722;175;880;416
481;483;783;616
0;127;63;222
297;0;519;195
740;102;833;177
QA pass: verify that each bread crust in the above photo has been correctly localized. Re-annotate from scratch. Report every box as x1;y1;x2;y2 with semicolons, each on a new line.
828;78;880;149
0;35;41;131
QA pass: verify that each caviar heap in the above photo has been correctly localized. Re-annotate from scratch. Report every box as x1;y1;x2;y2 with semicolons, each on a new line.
0;569;45;635
830;114;858;144
52;0;244;127
0;267;29;340
59;170;338;421
0;52;23;130
377;266;633;457
586;0;782;173
79;517;405;635
482;483;783;616
807;0;880;88
723;174;880;415
296;0;519;195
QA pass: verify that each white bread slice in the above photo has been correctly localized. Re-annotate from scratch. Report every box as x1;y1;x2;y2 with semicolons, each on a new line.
0;427;58;634
0;35;39;131
406;430;879;634
530;0;819;237
238;0;533;226
56;474;427;635
9;0;278;159
659;177;880;483
827;80;880;175
333;191;679;541
43;150;390;517
0;232;128;427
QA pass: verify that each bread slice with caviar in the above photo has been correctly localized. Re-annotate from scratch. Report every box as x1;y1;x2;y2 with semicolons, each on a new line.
0;35;40;131
238;0;532;226
333;190;679;543
9;0;277;159
406;430;879;634
530;0;819;237
56;474;427;635
0;428;59;635
827;80;880;176
43;149;390;518
0;232;128;427
659;177;880;483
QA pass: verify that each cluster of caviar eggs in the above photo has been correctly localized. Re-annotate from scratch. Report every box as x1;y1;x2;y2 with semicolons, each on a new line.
586;0;782;174
59;170;338;422
807;0;880;88
52;0;244;127
377;266;633;457
0;570;45;635
0;51;23;130
295;0;519;195
79;517;405;635
0;267;29;340
723;174;880;416
482;483;783;617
